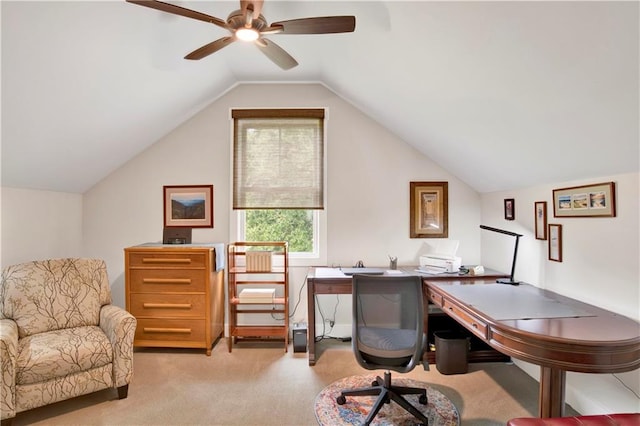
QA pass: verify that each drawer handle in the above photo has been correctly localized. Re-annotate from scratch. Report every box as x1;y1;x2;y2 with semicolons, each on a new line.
143;303;192;309
143;327;191;334
142;278;192;284
472;323;478;329
141;258;192;264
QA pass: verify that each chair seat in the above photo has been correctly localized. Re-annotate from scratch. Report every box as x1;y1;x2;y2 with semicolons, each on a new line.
358;326;415;359
17;326;113;385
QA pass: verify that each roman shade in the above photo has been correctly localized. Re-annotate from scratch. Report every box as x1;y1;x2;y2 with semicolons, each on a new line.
232;108;324;210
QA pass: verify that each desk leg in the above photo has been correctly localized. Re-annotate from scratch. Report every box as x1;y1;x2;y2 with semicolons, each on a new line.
307;279;316;366
539;366;566;418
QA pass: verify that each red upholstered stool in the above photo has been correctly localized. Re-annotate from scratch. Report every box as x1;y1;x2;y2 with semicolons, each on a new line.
507;414;640;426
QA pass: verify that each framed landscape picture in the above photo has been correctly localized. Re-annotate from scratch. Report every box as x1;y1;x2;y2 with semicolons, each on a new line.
410;181;448;238
163;185;214;228
552;182;616;218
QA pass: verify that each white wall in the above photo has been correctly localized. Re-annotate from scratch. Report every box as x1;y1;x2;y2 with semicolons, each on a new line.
1;187;82;268
82;82;481;322
480;172;640;414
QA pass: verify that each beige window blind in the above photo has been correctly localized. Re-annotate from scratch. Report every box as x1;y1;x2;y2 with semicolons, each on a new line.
232;108;325;210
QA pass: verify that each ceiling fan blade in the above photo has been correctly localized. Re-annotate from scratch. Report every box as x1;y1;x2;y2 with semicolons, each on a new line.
185;37;235;60
255;38;298;70
126;0;228;29
269;16;355;34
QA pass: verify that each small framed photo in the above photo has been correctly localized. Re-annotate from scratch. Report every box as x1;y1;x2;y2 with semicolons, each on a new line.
504;198;515;220
552;182;616;218
534;201;547;240
410;181;448;238
163;185;214;228
548;224;562;262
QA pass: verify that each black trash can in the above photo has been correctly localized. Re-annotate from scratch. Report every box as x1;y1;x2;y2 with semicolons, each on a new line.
434;331;470;375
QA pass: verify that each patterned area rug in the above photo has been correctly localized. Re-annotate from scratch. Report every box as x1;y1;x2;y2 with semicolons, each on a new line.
315;374;460;426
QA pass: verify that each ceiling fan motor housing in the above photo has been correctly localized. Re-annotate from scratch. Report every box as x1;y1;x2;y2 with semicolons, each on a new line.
227;9;268;31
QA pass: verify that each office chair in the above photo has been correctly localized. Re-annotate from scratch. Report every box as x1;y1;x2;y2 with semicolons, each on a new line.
336;274;429;426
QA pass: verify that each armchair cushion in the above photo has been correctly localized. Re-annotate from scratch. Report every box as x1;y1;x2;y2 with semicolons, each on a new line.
17;326;112;385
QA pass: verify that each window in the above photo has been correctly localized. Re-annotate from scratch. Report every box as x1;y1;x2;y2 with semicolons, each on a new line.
232;109;326;261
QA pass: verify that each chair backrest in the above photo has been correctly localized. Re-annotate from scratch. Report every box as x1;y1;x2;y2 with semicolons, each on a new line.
0;258;112;337
352;273;424;373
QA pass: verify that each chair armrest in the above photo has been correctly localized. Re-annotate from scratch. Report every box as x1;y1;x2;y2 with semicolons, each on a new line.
100;305;137;388
0;319;18;420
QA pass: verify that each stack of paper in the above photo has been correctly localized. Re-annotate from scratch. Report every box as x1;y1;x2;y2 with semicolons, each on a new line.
246;251;272;272
238;288;275;303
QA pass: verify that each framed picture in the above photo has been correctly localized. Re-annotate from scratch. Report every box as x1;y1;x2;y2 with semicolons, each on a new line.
163;185;214;228
534;201;547;240
504;198;515;220
410;181;448;238
548;224;562;262
552;182;616;218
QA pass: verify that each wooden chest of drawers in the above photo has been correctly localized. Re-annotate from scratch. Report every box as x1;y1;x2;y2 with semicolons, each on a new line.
124;244;224;356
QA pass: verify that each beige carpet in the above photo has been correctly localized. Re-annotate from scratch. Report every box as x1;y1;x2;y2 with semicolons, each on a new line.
10;339;577;425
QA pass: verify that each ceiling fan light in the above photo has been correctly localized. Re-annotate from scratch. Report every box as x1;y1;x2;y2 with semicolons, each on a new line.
236;27;259;42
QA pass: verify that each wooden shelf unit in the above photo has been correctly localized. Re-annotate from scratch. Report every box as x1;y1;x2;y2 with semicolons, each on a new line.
227;242;289;352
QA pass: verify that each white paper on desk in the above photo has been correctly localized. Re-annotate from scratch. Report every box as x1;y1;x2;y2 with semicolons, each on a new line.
314;268;347;278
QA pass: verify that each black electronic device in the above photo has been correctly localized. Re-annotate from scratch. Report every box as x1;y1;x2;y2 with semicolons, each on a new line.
341;267;386;276
163;227;192;244
292;324;307;353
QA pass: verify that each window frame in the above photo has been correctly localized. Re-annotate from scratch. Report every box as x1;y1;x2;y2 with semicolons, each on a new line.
229;108;328;267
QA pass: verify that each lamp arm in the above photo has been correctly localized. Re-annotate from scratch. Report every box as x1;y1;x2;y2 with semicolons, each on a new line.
480;224;522;285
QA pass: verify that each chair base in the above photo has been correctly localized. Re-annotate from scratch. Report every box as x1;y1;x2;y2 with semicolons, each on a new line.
336;371;429;426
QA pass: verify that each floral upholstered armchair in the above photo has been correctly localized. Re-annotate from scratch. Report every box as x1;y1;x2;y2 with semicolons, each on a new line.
0;258;136;424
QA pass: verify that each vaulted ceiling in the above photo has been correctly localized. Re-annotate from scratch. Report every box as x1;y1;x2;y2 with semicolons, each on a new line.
2;1;638;194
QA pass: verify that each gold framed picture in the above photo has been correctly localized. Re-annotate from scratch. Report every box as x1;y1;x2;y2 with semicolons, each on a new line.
410;181;448;238
163;185;214;228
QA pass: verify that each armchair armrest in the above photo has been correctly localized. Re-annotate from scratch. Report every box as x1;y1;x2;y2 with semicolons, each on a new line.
99;305;137;388
0;319;18;420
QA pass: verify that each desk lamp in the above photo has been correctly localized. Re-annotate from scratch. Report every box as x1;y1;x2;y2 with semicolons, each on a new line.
480;225;523;285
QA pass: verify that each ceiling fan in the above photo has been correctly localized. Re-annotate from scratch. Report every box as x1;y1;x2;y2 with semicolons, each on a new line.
127;0;356;70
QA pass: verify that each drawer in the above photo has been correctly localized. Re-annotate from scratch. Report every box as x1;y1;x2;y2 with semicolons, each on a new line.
129;293;206;318
128;251;209;268
426;287;444;307
442;298;488;340
129;269;206;293
135;318;206;343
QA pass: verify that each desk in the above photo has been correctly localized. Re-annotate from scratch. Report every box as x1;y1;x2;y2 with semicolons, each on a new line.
306;266;507;367
427;280;640;417
305;268;640;418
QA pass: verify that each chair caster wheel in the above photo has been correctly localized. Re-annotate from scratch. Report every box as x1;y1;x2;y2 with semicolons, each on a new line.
336;395;346;405
419;394;428;405
371;380;379;386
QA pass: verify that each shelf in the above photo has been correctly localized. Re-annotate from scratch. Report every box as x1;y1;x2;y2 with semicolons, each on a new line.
227;241;289;352
230;297;287;305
